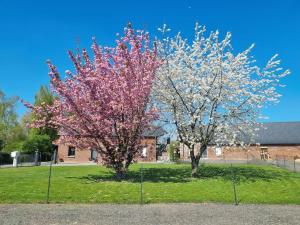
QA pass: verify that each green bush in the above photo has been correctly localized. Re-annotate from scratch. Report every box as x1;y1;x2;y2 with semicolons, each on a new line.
22;134;52;153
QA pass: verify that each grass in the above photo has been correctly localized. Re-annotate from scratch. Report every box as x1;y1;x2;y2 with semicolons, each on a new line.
0;163;299;204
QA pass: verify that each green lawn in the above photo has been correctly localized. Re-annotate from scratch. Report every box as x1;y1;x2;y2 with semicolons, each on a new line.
0;163;299;204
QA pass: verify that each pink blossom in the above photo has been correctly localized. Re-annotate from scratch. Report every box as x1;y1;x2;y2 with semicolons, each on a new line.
26;25;161;177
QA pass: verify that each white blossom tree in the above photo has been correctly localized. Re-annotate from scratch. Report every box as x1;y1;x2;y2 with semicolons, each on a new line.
154;24;290;177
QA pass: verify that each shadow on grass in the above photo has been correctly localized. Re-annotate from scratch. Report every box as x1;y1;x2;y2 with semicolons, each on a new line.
197;165;287;183
68;164;290;183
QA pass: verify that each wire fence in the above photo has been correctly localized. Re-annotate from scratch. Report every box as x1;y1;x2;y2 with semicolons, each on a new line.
177;155;300;173
275;155;300;172
138;160;300;205
0;157;299;205
0;151;42;168
135;161;299;205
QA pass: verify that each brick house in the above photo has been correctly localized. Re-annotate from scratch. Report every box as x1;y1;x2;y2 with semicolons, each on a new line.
55;126;165;163
180;122;300;161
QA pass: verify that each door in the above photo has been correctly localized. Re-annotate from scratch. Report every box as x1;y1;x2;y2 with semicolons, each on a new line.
91;149;98;161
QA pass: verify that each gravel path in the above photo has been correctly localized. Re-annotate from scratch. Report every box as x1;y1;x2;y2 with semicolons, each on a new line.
0;203;299;225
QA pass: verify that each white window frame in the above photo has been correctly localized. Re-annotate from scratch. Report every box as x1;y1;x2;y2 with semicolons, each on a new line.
142;146;147;157
215;147;222;157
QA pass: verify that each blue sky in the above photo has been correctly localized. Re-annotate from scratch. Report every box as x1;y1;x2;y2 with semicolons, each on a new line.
0;0;299;121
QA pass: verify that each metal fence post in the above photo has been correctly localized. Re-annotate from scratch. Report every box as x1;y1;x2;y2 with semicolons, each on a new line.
230;164;238;205
140;164;144;205
293;158;296;173
34;150;39;166
283;156;286;168
46;152;54;204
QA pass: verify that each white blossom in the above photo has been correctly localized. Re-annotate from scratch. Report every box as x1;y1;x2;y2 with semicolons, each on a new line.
153;23;289;172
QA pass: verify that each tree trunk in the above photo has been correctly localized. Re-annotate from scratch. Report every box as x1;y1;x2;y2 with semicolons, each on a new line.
114;154;134;180
112;146;133;180
115;165;127;180
125;152;134;170
113;160;127;180
190;144;207;177
190;145;199;177
191;157;199;177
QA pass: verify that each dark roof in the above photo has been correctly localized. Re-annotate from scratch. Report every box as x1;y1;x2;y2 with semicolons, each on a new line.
143;126;166;137
252;121;300;145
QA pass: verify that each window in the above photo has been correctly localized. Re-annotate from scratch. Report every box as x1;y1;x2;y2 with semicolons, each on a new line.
68;146;75;157
141;147;147;157
260;147;269;160
215;147;222;157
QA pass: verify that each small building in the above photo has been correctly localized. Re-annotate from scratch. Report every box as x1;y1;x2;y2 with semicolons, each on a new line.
55;126;165;163
180;122;300;161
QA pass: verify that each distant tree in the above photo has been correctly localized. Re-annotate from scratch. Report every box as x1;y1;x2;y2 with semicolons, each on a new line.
34;85;55;106
22;133;52;154
0;88;56;154
0;90;26;152
2;125;26;152
154;24;289;177
24;25;160;178
31;85;57;141
20;86;57;155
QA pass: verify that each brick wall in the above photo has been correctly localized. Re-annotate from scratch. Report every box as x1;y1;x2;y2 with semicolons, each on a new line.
57;137;157;163
57;145;93;163
180;143;300;160
134;138;157;162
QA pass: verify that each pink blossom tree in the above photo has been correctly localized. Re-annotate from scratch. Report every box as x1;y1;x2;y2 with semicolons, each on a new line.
24;25;160;178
